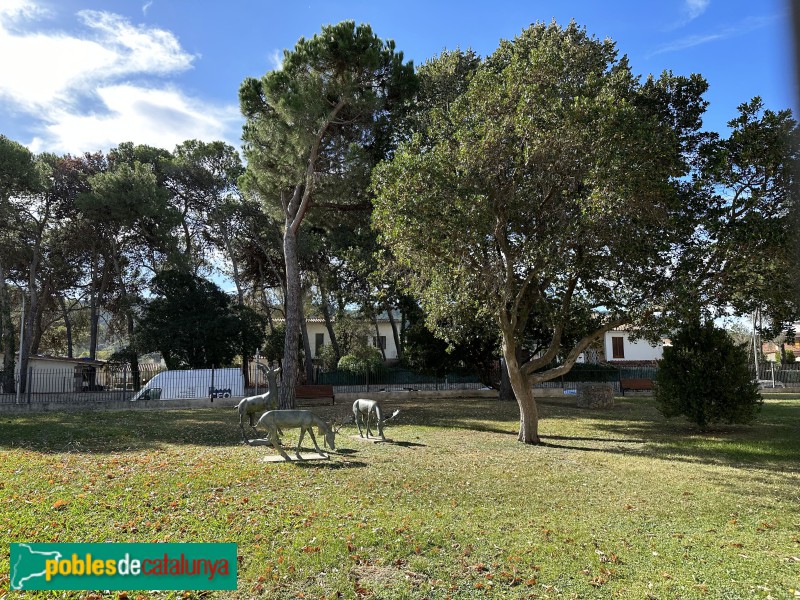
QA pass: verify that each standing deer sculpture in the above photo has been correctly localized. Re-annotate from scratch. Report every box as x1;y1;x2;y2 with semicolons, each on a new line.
255;409;344;460
352;398;399;440
235;365;280;443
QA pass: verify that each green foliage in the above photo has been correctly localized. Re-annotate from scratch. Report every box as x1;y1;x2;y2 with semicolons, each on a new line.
655;321;762;431
262;324;286;363
373;21;708;443
135;270;266;369
785;349;796;363
684;99;798;328
337;346;385;376
330;315;371;356
0;135;41;202
317;343;339;371
401;305;499;382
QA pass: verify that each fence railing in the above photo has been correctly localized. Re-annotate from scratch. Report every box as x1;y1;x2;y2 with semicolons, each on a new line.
7;360;795;406
316;367;485;393
752;362;800;386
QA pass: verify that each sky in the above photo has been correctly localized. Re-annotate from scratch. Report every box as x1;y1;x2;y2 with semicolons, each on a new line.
0;0;795;157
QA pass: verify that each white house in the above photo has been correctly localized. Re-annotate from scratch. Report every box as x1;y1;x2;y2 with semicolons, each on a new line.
302;317;400;361
602;329;665;363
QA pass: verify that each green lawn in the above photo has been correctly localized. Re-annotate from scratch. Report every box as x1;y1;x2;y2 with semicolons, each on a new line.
1;395;799;599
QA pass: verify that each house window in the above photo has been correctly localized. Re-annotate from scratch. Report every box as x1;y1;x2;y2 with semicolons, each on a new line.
373;335;387;350
612;336;625;359
314;333;324;357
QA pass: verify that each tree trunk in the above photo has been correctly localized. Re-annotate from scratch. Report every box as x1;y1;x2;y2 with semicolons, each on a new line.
373;318;386;361
127;311;140;391
0;262;16;393
280;225;300;408
319;289;341;363
299;302;314;384
223;233;245;305
19;250;41;395
386;307;402;361
499;357;515;401
58;295;74;358
503;336;540;444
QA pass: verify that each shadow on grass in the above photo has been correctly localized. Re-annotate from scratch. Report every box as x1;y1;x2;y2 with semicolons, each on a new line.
0;410;256;454
292;460;368;470
537;399;800;473
386;440;427;448
1;398;797;474
387;396;799;473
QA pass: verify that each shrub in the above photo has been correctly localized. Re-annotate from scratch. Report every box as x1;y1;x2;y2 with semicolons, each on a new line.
338;347;385;376
317;344;339;371
655;321;762;431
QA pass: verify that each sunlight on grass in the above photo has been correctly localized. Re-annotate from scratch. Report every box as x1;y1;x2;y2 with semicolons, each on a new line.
1;396;798;599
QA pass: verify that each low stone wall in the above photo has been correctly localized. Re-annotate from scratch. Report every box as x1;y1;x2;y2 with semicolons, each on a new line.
335;388;498;403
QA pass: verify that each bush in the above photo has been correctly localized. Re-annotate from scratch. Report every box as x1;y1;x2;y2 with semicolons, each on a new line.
338;347;386;376
655;321;762;431
317;344;339;371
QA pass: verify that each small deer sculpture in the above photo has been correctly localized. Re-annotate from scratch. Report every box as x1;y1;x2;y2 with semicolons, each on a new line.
255;409;344;460
352;398;399;440
235;365;281;443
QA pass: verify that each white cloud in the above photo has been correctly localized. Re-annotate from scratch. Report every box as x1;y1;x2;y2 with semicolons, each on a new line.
142;1;153;16
268;48;284;71
684;0;710;21
0;0;48;21
0;1;240;154
29;85;241;154
650;14;778;56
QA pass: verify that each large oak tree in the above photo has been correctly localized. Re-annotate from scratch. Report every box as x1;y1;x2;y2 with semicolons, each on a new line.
373;22;707;444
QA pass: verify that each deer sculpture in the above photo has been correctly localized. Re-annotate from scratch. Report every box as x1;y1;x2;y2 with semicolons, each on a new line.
255;409;344;460
352;398;399;440
235;365;281;443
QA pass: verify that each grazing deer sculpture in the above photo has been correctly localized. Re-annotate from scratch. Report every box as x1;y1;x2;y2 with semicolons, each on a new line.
235;365;281;443
255;410;344;459
352;398;399;440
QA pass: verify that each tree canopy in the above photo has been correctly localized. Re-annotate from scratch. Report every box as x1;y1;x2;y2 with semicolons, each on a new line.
135;270;266;369
373;21;709;443
239;20;416;407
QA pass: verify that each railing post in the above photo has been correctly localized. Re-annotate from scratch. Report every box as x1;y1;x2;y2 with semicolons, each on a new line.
27;367;33;404
210;365;215;401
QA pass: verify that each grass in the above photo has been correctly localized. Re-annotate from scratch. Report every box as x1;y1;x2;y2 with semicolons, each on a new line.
0;395;798;599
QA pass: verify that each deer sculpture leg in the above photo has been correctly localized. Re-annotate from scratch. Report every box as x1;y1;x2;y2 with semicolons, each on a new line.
236;365;282;445
256;410;340;460
353;399;387;440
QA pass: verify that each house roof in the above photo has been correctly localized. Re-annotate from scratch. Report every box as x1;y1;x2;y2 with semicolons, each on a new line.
276;312;400;324
0;353;105;367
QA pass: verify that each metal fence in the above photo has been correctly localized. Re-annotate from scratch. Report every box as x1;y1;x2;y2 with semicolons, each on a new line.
0;364;167;404
753;362;800;387
15;360;798;405
316;366;485;394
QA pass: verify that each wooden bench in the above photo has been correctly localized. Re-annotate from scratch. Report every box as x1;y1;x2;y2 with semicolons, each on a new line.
620;378;653;395
295;384;335;406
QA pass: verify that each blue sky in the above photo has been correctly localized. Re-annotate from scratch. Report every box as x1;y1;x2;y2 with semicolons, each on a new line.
0;0;794;155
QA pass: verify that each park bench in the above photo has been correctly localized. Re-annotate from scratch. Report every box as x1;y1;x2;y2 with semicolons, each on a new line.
295;384;336;406
620;378;653;395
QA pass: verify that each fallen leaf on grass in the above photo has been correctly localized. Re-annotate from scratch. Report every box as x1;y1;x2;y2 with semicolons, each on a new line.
52;499;67;510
